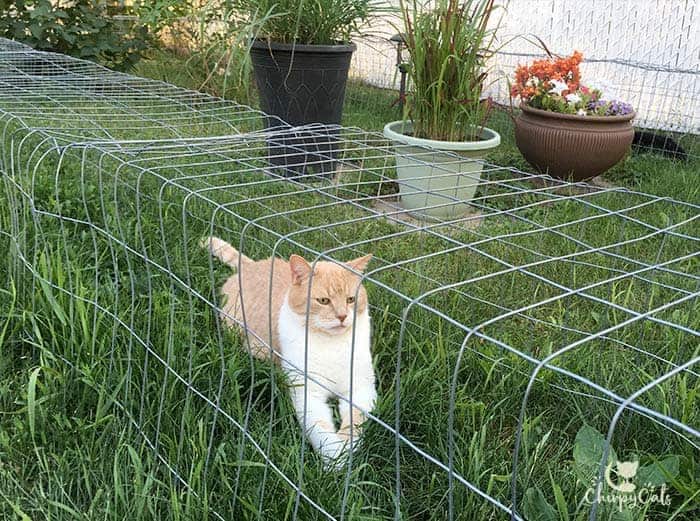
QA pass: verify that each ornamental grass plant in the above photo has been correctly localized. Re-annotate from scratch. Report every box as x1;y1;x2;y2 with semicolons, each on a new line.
234;0;382;45
399;0;502;141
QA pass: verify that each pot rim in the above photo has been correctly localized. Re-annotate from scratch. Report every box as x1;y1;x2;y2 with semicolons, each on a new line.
520;102;636;123
251;39;356;53
383;120;501;151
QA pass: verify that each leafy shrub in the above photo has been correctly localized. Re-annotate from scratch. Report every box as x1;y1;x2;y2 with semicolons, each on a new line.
135;0;193;38
0;0;150;70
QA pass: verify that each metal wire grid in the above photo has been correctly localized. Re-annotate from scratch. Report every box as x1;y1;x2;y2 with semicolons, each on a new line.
0;39;289;144
1;43;699;520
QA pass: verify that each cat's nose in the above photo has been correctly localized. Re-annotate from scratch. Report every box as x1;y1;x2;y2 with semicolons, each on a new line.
337;314;347;323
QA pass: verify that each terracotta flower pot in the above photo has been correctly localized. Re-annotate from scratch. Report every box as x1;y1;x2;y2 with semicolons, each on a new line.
514;104;635;181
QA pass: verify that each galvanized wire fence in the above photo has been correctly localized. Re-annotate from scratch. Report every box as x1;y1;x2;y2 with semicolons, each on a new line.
349;0;700;157
1;41;698;520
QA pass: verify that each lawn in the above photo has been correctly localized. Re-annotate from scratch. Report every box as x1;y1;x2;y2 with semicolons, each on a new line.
0;49;698;521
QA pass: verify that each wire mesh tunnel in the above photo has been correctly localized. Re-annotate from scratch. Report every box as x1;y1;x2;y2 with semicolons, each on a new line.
1;40;698;520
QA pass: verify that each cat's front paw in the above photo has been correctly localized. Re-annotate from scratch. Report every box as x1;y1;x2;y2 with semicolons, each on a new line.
318;434;353;471
337;425;363;451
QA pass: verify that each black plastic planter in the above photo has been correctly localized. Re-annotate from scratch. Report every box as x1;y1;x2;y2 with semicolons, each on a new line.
250;40;356;178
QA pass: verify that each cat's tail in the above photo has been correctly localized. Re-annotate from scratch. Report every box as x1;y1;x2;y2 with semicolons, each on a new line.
200;236;252;269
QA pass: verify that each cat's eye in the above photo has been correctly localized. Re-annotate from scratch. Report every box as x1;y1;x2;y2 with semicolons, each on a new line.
316;297;330;305
347;296;355;304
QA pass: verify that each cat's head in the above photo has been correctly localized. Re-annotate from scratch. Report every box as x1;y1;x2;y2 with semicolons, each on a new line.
287;253;373;336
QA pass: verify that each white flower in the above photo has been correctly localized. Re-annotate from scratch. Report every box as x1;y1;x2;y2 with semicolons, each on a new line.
577;108;587;116
566;93;582;104
548;79;568;96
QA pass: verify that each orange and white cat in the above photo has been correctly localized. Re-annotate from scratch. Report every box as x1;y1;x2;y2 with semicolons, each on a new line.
202;236;377;466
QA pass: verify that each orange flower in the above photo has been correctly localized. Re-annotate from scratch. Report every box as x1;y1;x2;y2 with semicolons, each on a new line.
511;51;584;102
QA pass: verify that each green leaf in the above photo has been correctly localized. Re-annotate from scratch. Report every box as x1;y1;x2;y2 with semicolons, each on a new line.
573;425;617;484
27;366;42;441
28;23;45;39
38;275;67;326
550;480;569;521
522;487;558;521
62;31;76;45
636;455;680;487
29;2;50;19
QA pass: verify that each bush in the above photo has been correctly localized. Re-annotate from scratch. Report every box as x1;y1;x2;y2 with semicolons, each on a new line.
0;0;150;71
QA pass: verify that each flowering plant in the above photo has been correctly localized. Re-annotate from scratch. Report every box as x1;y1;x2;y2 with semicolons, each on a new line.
510;51;633;116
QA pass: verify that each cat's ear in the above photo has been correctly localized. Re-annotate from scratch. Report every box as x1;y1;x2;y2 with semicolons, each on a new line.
289;254;311;285
347;254;373;273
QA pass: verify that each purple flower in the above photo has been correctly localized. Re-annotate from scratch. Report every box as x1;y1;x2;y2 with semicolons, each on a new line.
607;100;633;115
587;100;606;112
586;99;633;116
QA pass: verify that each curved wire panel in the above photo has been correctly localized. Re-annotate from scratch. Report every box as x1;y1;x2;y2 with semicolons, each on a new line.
1;40;698;521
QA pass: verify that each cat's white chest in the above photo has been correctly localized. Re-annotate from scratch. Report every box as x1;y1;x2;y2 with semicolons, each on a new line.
277;297;373;395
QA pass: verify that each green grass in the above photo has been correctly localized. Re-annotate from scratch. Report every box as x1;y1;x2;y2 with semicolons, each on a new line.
0;50;698;521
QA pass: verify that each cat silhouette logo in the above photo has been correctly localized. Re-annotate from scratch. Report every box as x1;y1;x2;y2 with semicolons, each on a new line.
605;460;639;493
